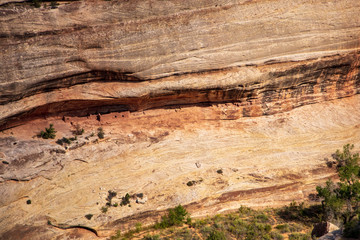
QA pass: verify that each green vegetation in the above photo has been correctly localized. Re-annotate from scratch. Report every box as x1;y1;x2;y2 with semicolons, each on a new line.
101;191;134;214
106;190;117;206
110;230;121;240
101;190;118;213
186;181;195;186
275;224;290;233
155;205;190;229
50;1;59;9
39;124;56;139
120;193;131;206
98;127;105;139
135;222;142;233
288;233;311;240
109;204;317;240
186;179;202;187
26;199;31;205
108;145;360;239
73;124;84;135
85;214;93;220
316;144;360;238
276;201;322;226
207;230;226;240
31;0;41;8
142;235;161;240
101;206;108;213
56;136;77;146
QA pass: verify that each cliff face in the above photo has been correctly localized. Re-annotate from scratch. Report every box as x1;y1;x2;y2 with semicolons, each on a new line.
1;0;360;128
1;0;360;239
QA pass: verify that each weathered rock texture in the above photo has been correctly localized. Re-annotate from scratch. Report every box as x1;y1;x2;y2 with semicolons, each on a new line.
0;0;360;128
312;222;340;238
1;0;360;239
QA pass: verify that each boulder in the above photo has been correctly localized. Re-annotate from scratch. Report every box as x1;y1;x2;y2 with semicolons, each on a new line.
317;230;342;240
312;222;340;238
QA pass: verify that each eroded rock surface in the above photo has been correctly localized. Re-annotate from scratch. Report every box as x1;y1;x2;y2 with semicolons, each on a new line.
1;0;360;239
1;95;359;239
0;0;360;128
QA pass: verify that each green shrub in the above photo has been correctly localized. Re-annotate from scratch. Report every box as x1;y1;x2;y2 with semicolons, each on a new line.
155;205;190;229
344;219;360;238
101;206;108;213
288;233;311;240
73;124;84;135
239;206;252;215
187;181;195;186
63;137;72;144
142;234;161;240
288;223;304;232
245;222;272;240
173;228;193;239
56;137;76;146
200;226;214;237
106;190;117;204
109;230;121;240
255;213;269;223
316;144;360;226
85;214;93;220
275;224;290;233
40;124;56;139
69;136;77;141
276;202;321;226
98;127;105;139
120;193;130;206
270;231;284;240
135;222;142;233
191;219;209;228
50;1;59;9
207;230;226;240
31;0;41;8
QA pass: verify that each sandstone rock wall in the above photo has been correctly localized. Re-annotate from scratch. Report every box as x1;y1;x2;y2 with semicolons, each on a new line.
1;0;360;239
1;0;359;128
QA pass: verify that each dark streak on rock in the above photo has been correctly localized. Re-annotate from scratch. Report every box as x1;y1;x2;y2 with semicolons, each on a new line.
48;222;98;237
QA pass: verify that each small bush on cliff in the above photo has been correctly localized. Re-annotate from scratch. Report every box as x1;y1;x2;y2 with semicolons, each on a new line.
50;1;59;9
316;144;360;237
31;0;41;8
101;206;108;213
120;193;131;206
207;230;226;240
73;124;84;135
142;234;161;240
97;127;105;139
106;190;117;205
155;204;190;229
40;124;56;139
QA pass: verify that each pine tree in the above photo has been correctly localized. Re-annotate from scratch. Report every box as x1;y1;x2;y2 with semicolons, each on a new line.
316;144;360;237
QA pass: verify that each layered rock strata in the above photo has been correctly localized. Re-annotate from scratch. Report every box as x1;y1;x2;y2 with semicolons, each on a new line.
1;95;360;239
1;0;360;128
1;0;360;239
